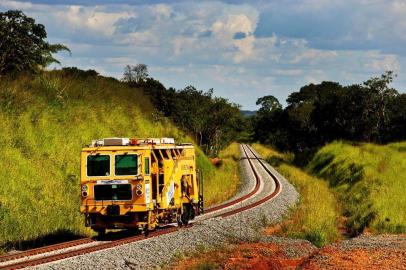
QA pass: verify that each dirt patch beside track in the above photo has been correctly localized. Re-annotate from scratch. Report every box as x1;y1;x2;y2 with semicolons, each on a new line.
172;235;406;270
301;234;406;270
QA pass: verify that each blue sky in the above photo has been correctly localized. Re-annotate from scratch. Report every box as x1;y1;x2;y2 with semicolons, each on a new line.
2;0;406;109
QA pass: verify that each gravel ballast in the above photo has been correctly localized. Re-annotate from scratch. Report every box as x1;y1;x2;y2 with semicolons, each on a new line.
32;145;300;270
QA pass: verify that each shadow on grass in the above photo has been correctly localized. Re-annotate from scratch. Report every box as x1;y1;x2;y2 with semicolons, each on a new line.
1;229;86;252
309;152;364;187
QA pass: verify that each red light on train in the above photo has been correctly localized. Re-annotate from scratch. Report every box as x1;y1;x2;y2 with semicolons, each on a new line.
130;139;138;145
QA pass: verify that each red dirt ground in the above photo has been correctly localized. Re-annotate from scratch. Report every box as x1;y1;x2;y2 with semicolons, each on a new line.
300;235;406;270
172;235;406;270
171;241;316;270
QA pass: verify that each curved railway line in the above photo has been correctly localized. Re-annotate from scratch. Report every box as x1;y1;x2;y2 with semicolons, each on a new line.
0;144;283;270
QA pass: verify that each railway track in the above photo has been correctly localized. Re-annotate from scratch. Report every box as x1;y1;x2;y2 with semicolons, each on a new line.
0;144;282;270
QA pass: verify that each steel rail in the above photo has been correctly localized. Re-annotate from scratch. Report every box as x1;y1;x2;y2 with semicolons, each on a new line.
0;238;94;263
204;144;261;214
0;227;180;270
218;144;281;218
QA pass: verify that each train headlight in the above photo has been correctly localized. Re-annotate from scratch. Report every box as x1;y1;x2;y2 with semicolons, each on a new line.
81;185;88;197
135;184;143;196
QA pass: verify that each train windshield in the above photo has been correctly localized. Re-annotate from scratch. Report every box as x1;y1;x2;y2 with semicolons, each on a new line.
115;154;138;175
87;155;110;176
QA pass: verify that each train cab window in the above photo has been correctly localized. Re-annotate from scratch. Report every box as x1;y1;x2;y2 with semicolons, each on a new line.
115;154;138;175
87;155;110;176
144;157;150;175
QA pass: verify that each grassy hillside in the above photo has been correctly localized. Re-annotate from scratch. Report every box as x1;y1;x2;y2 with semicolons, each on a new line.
253;141;406;246
252;144;340;247
0;71;238;250
308;141;406;234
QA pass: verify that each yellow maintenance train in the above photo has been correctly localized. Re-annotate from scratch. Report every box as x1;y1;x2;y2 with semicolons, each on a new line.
80;137;203;236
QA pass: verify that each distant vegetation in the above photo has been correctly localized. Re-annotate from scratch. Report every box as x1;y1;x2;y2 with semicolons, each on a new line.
132;76;247;156
252;71;406;164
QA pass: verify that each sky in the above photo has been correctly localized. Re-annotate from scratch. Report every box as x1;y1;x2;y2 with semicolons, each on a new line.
1;0;406;109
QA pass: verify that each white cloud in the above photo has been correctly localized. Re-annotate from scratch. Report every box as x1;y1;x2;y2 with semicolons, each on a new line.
274;69;303;76
291;49;338;64
364;52;400;72
211;13;258;62
150;4;173;20
0;0;33;9
56;6;131;36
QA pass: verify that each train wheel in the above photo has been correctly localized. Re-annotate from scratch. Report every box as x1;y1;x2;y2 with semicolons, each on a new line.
177;215;183;227
181;205;191;225
95;228;106;238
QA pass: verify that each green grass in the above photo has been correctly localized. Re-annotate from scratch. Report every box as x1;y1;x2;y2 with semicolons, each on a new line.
308;141;406;234
203;142;241;206
252;143;340;247
0;72;238;249
253;141;406;244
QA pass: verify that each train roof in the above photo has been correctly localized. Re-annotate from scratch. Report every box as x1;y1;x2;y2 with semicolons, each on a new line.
81;137;194;151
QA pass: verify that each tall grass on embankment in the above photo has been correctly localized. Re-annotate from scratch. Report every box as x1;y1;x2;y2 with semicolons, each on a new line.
202;142;241;206
308;141;406;235
252;143;340;247
0;71;238;250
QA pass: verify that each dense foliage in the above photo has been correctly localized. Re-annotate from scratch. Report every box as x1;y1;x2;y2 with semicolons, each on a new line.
252;71;406;161
137;78;246;156
0;10;69;75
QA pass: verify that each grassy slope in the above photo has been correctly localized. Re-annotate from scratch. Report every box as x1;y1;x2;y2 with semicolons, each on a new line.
253;140;406;246
252;143;340;247
0;72;237;248
308;141;406;234
196;142;240;207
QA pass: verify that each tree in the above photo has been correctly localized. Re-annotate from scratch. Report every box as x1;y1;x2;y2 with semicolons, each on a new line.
362;71;398;142
122;64;149;84
256;95;282;113
133;64;148;83
0;10;70;75
122;65;135;83
253;95;284;145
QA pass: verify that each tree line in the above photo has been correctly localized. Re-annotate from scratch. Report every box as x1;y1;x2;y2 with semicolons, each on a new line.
252;71;406;163
123;67;245;156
